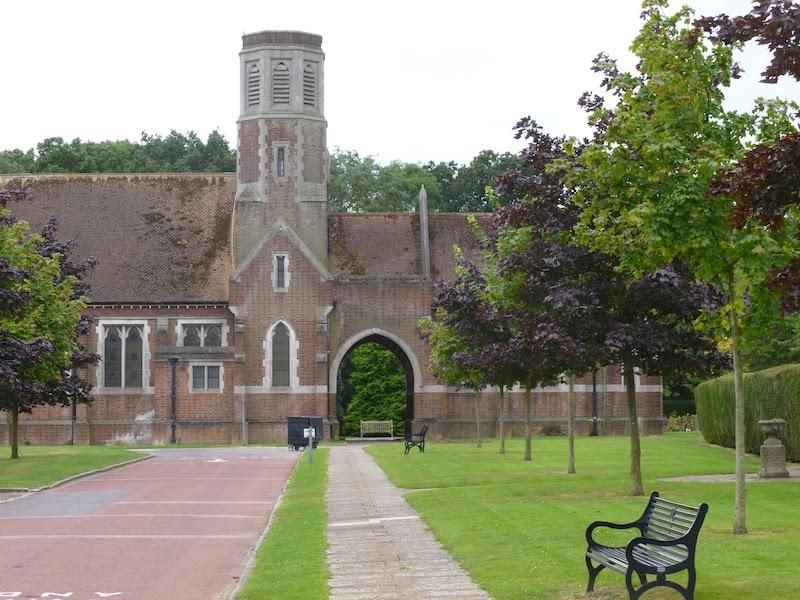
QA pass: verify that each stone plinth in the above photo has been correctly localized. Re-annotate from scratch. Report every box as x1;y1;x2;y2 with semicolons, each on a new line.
758;419;790;479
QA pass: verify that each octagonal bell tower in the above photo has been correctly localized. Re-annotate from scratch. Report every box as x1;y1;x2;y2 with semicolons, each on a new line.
232;31;328;271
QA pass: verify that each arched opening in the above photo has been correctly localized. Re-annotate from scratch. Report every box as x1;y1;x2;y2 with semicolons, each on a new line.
334;334;415;438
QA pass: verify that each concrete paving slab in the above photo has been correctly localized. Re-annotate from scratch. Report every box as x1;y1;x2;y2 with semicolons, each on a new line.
326;445;491;599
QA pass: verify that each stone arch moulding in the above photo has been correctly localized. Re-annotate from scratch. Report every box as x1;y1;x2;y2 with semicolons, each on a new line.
328;328;423;395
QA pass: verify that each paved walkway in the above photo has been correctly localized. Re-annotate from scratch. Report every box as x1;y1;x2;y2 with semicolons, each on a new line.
326;445;490;599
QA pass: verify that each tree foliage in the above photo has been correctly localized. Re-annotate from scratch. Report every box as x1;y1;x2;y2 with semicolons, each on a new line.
0;189;97;458
0;130;236;174
329;148;520;213
697;1;800;314
340;342;406;437
569;0;798;526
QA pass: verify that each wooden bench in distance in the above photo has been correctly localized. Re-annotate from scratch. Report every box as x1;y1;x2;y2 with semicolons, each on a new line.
360;420;394;438
585;491;708;600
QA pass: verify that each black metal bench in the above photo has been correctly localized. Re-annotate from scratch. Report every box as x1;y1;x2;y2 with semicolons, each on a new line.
585;491;708;600
404;424;428;454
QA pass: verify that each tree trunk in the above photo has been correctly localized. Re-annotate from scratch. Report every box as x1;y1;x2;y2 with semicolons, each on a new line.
474;388;482;448
9;401;20;460
623;359;644;496
729;302;748;535
524;385;532;461
567;373;576;474
498;385;506;455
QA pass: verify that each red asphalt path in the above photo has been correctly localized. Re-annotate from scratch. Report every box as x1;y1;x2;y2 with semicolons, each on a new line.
0;447;299;600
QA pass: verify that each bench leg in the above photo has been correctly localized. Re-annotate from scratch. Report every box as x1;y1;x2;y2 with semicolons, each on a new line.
585;556;605;593
404;443;411;455
628;574;693;600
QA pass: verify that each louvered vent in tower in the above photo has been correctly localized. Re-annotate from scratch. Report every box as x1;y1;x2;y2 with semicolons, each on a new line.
272;62;290;104
303;63;316;107
246;62;260;107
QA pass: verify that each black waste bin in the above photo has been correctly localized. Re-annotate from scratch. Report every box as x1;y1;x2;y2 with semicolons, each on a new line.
287;416;324;450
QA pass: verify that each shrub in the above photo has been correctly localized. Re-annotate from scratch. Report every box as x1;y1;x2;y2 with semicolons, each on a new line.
695;364;800;460
539;423;564;436
666;413;697;432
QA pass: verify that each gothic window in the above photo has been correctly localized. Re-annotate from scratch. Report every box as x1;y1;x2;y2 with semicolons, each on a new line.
191;364;221;391
271;322;290;387
246;62;260;107
181;324;223;347
303;62;316;107
273;253;290;290
102;324;145;389
272;62;290;104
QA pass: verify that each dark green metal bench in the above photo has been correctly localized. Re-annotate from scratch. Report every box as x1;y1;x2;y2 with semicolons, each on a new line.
585;491;708;599
404;424;428;454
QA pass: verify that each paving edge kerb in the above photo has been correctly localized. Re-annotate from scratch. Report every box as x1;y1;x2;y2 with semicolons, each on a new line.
0;452;154;499
223;452;302;600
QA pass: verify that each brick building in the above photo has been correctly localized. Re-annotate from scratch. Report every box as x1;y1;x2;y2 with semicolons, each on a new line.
0;31;663;446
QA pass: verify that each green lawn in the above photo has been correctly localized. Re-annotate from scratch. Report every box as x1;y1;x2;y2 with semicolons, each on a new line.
367;433;800;600
237;450;329;600
0;445;143;489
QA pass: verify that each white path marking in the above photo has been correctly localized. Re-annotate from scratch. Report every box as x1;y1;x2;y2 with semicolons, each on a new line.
328;515;420;528
0;513;262;520
0;534;251;539
112;500;270;505
97;477;286;481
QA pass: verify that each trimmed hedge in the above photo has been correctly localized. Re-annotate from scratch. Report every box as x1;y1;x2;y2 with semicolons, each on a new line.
695;364;800;461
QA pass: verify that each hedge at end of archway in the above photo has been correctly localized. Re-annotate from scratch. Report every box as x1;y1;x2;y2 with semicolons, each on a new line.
342;342;407;437
695;364;800;460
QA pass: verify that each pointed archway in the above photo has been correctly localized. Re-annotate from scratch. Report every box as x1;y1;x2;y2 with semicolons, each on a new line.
330;330;420;438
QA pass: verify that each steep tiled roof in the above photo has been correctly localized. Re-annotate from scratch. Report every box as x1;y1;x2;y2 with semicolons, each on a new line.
328;212;492;281
2;174;235;303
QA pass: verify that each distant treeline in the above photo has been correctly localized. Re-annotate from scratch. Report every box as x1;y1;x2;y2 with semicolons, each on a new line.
1;133;522;213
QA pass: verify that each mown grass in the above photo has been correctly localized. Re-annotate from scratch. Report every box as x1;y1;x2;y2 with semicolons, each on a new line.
237;449;329;600
368;433;799;600
0;445;142;489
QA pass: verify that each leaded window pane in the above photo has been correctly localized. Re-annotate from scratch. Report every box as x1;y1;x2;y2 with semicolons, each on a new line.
272;323;290;387
104;327;122;387
276;256;286;288
192;366;205;389
207;366;220;389
184;325;201;347
205;326;221;347
125;327;143;388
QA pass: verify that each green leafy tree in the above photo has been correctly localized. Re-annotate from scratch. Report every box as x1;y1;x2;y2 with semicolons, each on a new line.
341;343;406;437
0;193;91;458
571;0;798;527
0;130;236;174
426;150;521;212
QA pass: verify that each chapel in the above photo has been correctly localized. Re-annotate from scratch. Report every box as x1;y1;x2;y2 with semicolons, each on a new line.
0;31;664;445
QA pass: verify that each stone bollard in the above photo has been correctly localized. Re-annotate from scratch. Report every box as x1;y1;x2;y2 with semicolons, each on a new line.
758;419;790;479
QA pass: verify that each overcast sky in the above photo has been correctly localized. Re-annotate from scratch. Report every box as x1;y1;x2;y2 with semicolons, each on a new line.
1;0;798;165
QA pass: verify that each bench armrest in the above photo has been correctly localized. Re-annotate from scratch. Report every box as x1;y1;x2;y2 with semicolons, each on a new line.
625;536;691;567
585;520;644;547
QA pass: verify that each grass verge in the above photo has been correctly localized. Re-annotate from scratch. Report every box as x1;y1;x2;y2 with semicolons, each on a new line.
0;445;143;489
367;433;799;600
236;449;329;600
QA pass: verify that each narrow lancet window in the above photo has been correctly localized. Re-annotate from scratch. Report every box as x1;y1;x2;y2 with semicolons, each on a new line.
272;323;290;387
277;147;286;177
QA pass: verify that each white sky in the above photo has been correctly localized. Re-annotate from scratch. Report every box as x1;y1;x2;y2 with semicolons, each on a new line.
1;0;798;165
